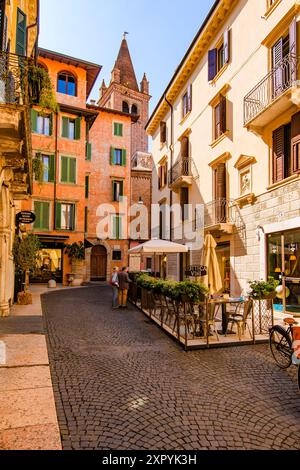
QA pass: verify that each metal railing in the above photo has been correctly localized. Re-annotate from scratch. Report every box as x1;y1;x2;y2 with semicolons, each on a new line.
244;53;299;125
204;198;235;227
169;157;195;186
0;51;29;106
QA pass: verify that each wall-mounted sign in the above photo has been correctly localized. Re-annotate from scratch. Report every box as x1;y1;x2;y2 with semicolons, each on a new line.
185;265;208;277
16;211;36;225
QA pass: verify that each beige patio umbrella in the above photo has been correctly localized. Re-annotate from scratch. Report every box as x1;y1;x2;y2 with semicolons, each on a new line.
201;234;223;295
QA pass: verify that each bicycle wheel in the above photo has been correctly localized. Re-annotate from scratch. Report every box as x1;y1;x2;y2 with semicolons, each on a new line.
269;325;292;369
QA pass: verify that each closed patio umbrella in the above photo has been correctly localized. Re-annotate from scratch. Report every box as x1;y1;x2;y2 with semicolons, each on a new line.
201;234;223;295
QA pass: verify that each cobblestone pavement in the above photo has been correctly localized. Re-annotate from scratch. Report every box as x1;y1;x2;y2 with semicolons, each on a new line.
42;286;300;451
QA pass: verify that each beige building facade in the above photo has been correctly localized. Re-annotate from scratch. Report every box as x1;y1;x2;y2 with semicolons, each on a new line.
147;0;300;309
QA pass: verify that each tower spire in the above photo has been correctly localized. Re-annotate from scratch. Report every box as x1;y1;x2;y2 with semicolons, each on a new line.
112;34;139;91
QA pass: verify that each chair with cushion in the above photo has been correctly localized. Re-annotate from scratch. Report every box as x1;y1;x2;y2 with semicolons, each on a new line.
226;300;253;340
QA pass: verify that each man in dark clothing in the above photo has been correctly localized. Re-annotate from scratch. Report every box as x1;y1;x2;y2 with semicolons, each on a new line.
118;267;131;308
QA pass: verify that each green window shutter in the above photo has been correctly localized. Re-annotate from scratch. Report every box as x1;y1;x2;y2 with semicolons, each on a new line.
84;207;88;233
114;123;123;136
49;114;53;136
71;205;76;231
117;216;122;240
48;155;55;182
112;181;115;201
62;117;69;138
55;203;61;230
61;157;68;182
75;117;81;140
119;124;123;136
34;202;41;229
122;149;127;167
85;175;89;199
110;146;115;165
42;203;50;230
112;216;117;239
86;142;92;161
31;109;38;133
16;9;26;56
69;158;76;184
114;123;118;136
120;181;124;197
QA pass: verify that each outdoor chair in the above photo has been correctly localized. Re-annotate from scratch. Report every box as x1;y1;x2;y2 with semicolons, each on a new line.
149;292;165;322
200;302;222;341
164;296;177;328
173;297;196;338
225;300;253;340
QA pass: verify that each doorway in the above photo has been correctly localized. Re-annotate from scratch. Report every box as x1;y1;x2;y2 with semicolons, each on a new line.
216;242;231;294
91;245;107;281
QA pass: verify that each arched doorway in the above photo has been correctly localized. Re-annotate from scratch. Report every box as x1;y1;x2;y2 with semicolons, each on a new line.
91;245;107;281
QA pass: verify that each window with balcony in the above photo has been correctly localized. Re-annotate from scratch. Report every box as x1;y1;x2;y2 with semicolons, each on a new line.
55;203;75;231
213;163;227;223
57;72;76;96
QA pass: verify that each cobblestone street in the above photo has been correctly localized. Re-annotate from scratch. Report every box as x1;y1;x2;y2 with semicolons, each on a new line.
42;286;300;451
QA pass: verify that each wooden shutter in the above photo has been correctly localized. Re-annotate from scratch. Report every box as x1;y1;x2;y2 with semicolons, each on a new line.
164;162;168;186
292;112;300;173
49;114;53;136
272;38;283;96
62;117;69;138
31;109;38;133
110;147;115;165
208;49;217;81
42;203;50;230
48;155;55;182
158;165;161;190
16;9;26;56
160;122;167;144
220;95;227;134
69;158;76;183
181;136;189;159
84;207;88;233
61;157;68;182
273;126;285;183
122;149;127;167
120;181;124;197
180;188;189;221
117;216;122;240
34;202;41;229
290;18;297;83
55;202;61;230
85;175;89;199
188;84;192;113
75;117;81;140
86;142;92;161
215;163;227;200
71;204;76;231
224;29;230;64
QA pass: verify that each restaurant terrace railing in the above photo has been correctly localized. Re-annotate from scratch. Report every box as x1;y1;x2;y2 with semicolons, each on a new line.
0;51;29;106
244;53;300;126
168;157;199;186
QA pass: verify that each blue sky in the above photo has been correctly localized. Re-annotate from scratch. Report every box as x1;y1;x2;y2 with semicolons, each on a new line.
39;0;215;112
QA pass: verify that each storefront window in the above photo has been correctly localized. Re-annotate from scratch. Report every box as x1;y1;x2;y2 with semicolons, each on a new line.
32;248;63;283
268;229;300;312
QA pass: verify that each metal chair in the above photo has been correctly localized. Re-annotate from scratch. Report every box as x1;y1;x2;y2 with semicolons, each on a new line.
200;302;222;342
226;300;253;340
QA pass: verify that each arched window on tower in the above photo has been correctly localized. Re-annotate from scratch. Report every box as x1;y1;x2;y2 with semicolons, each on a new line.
57;71;77;96
122;101;129;113
131;104;138;115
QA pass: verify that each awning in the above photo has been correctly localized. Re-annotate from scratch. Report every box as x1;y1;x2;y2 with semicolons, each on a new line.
128;239;188;255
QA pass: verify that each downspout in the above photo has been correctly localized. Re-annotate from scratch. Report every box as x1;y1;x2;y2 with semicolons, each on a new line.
164;94;173;242
53;111;59;230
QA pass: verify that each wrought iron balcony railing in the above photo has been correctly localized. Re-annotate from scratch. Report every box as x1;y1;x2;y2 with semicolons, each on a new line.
168;157;198;186
0;51;29;106
204;198;235;227
244;53;299;126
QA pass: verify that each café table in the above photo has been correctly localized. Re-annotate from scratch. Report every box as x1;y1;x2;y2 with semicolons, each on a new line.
208;297;244;334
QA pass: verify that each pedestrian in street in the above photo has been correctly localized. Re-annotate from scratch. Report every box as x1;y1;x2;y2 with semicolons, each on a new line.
118;267;131;308
110;267;119;309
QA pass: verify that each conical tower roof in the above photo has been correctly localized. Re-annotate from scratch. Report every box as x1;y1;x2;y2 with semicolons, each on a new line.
114;37;139;92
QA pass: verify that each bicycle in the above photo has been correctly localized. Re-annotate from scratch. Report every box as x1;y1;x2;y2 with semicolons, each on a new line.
269;317;300;390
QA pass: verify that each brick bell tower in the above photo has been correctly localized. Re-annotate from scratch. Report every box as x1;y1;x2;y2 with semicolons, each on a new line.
98;33;151;157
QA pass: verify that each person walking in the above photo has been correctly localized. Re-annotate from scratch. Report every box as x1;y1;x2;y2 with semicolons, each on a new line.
118;267;131;308
110;267;119;309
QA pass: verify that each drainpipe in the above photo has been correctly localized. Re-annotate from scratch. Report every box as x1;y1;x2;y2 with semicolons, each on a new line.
164;94;173;242
53;111;59;230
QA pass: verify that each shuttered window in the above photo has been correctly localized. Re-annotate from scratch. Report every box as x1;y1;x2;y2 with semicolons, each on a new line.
160;122;167;144
114;123;123;136
34;154;55;183
158;161;168;189
273;126;286;183
214;163;227;223
0;1;7;51
112;180;124;202
31;110;52;136
208;30;230;81
61;117;81;140
60;157;76;184
55;203;75;231
85;175;89;199
214;95;227;140
110;147;126;166
180;188;189;221
34;201;50;230
84;207;88;234
86;142;92;161
182;84;192;118
16;9;26;56
112;215;123;240
292;112;300;173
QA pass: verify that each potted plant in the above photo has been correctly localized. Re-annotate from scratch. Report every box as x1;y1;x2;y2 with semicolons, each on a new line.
13;234;41;305
64;242;85;286
248;277;279;300
28;64;59;113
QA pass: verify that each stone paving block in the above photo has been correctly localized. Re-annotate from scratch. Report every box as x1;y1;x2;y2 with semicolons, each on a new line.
0;424;61;450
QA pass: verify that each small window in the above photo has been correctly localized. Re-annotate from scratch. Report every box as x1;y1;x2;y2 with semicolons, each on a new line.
182;84;192;119
84;207;88;233
160;122;167;145
114;123;123;137
112;215;123;240
112;250;122;261
57;72;76;96
122;101;129;113
85;175;89;199
31;109;52;136
112;180;124;202
158;160;168;190
208;30;230;81
131;104;138;115
110;147;126;166
214;95;227;141
56;202;75;231
61;156;76;184
180;187;189;221
34;201;50;231
61;116;81;140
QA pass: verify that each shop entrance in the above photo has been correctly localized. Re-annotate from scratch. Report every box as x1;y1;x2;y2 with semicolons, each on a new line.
31;247;63;283
216;242;231;294
91;245;107;281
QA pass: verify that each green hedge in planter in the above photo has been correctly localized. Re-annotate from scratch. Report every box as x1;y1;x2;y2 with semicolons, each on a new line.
248;277;279;300
136;274;208;304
